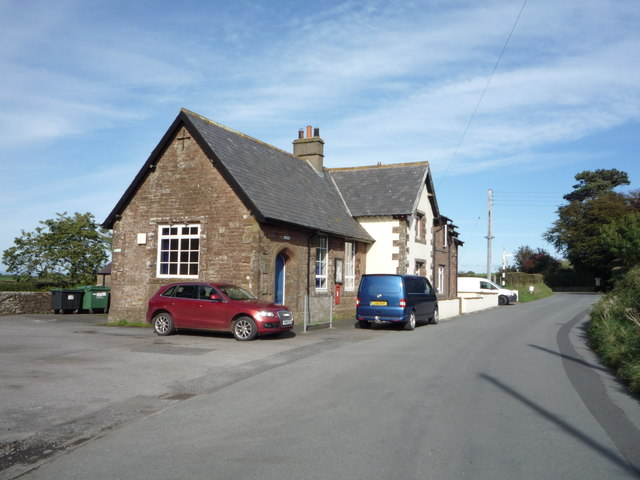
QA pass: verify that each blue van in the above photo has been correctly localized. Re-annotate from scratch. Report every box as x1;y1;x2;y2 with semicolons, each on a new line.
356;274;438;330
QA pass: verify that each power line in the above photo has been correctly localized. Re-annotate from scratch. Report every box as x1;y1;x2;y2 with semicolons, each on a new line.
437;0;528;187
492;189;563;207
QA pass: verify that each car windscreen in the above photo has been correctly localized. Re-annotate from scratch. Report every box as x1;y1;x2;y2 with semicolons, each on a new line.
361;276;403;296
218;285;256;301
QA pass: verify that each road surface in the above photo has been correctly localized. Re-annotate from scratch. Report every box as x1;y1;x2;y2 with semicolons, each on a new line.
5;293;640;479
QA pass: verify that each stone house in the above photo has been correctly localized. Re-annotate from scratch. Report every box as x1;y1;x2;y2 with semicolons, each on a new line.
95;262;111;287
330;163;462;298
433;216;463;298
102;109;461;324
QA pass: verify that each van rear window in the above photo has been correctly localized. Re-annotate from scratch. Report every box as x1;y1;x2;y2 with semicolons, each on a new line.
405;276;427;294
361;276;403;295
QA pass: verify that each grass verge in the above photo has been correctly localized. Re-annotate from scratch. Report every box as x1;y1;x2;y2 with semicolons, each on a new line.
588;266;640;395
515;283;554;303
100;320;151;328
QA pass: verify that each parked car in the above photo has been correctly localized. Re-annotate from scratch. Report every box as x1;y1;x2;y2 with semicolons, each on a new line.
356;274;438;330
457;277;518;305
146;282;294;341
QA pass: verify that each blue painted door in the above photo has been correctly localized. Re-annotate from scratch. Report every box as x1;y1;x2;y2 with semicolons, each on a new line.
274;254;285;305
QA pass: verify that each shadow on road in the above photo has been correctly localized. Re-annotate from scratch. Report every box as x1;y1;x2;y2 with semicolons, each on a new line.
479;373;640;477
527;344;610;373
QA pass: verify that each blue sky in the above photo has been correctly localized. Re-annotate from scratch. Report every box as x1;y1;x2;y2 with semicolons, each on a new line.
1;0;639;273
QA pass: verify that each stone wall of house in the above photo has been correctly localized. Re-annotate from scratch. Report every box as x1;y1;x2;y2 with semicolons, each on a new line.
258;224;313;321
433;224;459;299
108;126;258;323
259;226;366;323
0;292;51;315
107;125;367;325
393;217;409;274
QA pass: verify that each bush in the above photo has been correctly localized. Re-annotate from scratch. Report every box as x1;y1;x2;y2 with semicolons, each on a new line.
546;268;595;290
0;281;39;292
589;266;640;394
504;272;544;287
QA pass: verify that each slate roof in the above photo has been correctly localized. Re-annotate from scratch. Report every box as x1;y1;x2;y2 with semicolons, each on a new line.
103;109;374;243
96;262;112;275
329;163;438;217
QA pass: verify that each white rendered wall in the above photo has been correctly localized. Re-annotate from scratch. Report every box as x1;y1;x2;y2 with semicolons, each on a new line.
408;185;434;282
359;217;398;274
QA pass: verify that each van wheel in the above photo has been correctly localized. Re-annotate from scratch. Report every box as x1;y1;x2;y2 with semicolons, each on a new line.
404;311;416;331
499;295;508;305
358;320;371;329
430;308;439;324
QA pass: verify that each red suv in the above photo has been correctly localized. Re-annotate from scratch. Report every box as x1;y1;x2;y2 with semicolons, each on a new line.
146;282;294;341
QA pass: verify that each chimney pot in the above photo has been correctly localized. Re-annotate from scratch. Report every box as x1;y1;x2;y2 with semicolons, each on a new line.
292;125;325;175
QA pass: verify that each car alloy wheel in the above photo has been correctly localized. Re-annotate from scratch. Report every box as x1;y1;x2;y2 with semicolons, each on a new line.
153;312;174;336
233;316;258;341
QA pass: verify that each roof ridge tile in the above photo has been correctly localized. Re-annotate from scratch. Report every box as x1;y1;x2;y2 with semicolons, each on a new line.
328;161;428;172
181;108;296;159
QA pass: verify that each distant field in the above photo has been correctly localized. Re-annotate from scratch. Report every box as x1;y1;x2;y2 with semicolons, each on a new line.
0;275;60;291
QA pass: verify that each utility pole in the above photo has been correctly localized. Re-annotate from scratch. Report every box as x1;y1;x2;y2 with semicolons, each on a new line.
486;189;494;280
501;248;512;286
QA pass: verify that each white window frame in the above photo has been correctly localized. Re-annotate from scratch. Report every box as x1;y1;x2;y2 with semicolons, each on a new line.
315;236;328;290
438;265;445;294
344;241;355;291
415;212;424;241
157;224;201;278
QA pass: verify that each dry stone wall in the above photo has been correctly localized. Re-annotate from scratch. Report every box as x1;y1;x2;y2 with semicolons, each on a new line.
0;292;51;315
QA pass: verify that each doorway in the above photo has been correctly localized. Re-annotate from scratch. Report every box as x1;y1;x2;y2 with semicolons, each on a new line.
274;253;286;304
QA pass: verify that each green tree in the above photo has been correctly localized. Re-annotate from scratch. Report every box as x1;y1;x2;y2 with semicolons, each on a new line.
563;168;629;202
544;169;635;285
600;211;640;269
2;212;111;285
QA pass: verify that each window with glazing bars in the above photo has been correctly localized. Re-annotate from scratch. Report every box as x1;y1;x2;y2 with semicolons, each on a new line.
315;236;328;290
157;224;200;277
344;241;355;291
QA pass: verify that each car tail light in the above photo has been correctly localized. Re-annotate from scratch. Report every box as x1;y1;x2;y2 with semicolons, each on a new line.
356;297;361;306
400;298;406;308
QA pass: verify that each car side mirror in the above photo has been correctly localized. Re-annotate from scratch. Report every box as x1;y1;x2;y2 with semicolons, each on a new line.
209;293;223;302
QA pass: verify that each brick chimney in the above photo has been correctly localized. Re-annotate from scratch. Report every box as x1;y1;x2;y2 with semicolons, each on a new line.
293;125;324;174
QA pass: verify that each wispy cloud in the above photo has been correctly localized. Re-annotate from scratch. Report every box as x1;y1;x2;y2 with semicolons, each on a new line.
2;0;637;167
0;0;638;269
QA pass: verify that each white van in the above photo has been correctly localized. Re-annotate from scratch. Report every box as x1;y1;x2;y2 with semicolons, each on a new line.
458;277;518;305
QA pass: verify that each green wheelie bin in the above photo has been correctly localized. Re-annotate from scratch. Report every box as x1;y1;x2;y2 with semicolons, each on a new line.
79;285;110;313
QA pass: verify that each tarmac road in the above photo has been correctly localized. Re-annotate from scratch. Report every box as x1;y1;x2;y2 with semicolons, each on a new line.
0;312;367;476
2;294;640;479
